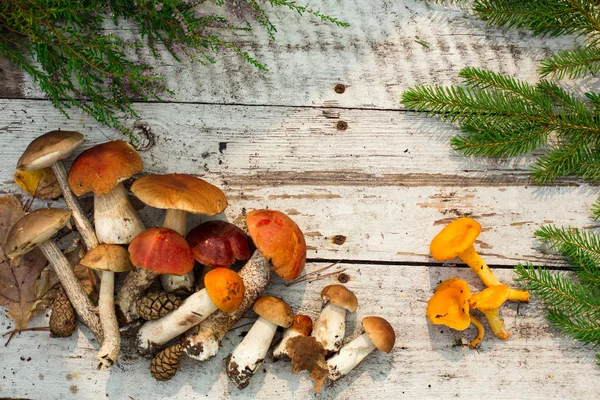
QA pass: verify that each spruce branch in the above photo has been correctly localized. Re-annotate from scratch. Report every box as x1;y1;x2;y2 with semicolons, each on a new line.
539;46;600;79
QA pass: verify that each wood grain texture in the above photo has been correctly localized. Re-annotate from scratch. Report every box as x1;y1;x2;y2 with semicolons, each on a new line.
0;100;597;267
0;265;596;400
3;1;581;109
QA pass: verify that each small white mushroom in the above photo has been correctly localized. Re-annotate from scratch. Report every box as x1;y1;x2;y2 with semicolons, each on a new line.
226;296;294;389
312;285;358;353
327;316;395;381
272;314;313;359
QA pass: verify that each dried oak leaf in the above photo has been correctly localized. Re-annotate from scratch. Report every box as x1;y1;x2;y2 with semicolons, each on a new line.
0;195;48;330
287;335;329;394
14;168;62;200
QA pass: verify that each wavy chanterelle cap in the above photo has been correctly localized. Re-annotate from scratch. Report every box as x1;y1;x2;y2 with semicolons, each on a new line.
68;140;142;196
426;278;472;331
2;208;72;258
204;267;245;313
128;227;194;275
17;130;84;171
253;296;294;328
80;244;134;273
321;284;358;312
363;316;396;353
131;173;228;216
430;217;481;261
246;209;306;281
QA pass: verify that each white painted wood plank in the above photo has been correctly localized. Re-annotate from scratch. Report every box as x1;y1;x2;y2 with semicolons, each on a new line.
6;1;582;109
0;100;596;267
0;265;596;400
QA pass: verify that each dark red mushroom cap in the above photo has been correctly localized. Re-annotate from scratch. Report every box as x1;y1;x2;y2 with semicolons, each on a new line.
186;220;252;268
128;227;194;275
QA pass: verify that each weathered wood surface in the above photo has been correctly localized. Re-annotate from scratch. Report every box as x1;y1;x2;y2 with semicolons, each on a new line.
1;0;599;399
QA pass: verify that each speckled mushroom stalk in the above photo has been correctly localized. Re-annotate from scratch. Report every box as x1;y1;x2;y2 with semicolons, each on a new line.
2;209;104;343
327;316;395;382
130;174;229;294
136;268;244;354
183;209;306;361
272;314;313;359
312;285;358;354
226;296;294;389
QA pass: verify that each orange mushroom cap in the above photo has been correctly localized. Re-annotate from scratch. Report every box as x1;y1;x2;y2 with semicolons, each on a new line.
204;267;245;313
186;220;252;268
426;278;471;331
468;284;511;311
290;314;313;336
246;209;306;281
430;217;481;261
68;141;142;196
131;174;227;216
128;227;194;275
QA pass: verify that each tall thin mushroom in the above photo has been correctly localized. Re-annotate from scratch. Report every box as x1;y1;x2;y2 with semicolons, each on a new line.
184;209;306;361
129;173;228;295
2;208;103;342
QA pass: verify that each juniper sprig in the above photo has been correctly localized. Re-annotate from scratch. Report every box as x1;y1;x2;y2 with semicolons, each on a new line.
0;0;348;136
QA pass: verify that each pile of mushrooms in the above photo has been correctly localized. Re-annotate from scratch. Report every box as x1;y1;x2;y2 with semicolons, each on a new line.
2;129;397;392
427;217;530;346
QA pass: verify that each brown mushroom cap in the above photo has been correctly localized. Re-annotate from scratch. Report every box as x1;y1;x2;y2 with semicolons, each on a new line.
80;244;134;273
131;174;227;216
362;316;395;353
68;140;142;196
430;217;481;261
2;208;72;258
17;131;84;171
246;209;306;281
290;314;313;336
253;296;294;328
320;284;358;312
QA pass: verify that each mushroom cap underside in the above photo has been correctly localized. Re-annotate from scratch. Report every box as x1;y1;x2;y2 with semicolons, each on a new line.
246;209;306;281
128;227;194;275
17;130;84;171
362;316;396;353
131;173;227;215
80;244;134;272
426;277;471;331
253;296;294;328
430;217;482;261
3;208;72;258
204;267;245;313
68;140;142;196
186;220;252;268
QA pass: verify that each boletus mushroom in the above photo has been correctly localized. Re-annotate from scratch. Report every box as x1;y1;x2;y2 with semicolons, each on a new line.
137;267;245;354
80;244;133;368
183;209;306;361
2;208;103;342
67;140;145;244
130;173;228;294
272;314;313;359
426;278;484;348
312;284;358;354
226;296;294;389
327;316;395;381
118;227;194;324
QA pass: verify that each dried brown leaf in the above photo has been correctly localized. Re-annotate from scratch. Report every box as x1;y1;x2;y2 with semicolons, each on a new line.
0;195;48;330
14;168;62;200
287;335;329;394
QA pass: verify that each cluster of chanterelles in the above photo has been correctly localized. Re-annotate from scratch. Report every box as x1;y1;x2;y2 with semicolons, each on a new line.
2;130;395;391
426;217;530;347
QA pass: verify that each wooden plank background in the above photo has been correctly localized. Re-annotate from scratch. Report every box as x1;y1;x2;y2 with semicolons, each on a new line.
1;1;598;399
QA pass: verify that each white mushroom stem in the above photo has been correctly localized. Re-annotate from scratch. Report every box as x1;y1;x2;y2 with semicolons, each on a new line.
94;182;145;244
312;303;347;353
37;240;104;343
226;317;277;389
159;208;194;295
136;288;217;354
51;161;98;250
326;332;377;381
272;328;303;359
96;270;119;369
183;250;272;361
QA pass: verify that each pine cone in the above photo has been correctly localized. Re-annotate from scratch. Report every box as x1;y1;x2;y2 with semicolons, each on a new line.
137;291;182;321
150;343;184;381
49;286;77;337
